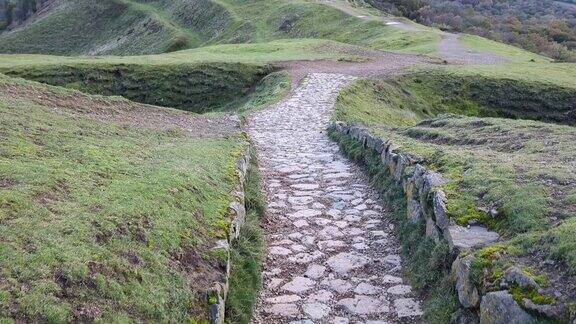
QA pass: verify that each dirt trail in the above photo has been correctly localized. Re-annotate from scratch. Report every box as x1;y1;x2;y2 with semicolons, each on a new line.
437;33;506;65
318;0;506;64
247;73;424;323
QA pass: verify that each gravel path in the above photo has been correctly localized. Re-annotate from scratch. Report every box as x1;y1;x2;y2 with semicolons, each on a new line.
247;73;424;323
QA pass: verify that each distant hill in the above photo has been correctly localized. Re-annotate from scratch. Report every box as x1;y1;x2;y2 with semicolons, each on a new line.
368;0;576;61
0;0;440;56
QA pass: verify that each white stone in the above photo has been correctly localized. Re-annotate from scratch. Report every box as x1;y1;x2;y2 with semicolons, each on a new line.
327;252;370;275
337;295;390;315
303;302;330;320
294;219;309;228
307;289;333;302
270;246;292;256
289;209;321;219
266;303;299;316
387;284;412;295
319;226;344;239
321;277;353;294
381;275;403;284
265;294;302;304
305;264;326;279
282;276;316;293
394;298;424;317
354;282;381;295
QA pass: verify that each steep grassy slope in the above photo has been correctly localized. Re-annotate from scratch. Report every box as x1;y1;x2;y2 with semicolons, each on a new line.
1;61;272;113
0;74;246;322
0;0;188;55
334;70;576;321
0;0;442;56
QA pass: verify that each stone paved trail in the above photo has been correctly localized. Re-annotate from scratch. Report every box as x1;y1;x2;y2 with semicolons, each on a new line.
248;73;424;323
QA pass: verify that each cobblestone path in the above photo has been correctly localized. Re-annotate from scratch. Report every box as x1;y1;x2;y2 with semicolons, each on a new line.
248;73;424;323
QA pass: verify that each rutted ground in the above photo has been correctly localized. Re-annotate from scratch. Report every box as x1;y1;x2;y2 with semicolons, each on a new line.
247;74;424;323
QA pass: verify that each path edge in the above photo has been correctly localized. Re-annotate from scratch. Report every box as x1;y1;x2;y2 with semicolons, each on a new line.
206;145;251;324
328;121;546;323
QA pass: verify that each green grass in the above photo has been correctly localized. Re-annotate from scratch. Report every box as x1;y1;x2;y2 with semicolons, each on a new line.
0;39;368;68
0;0;184;55
0;74;246;321
460;35;551;63
237;71;291;114
226;151;266;324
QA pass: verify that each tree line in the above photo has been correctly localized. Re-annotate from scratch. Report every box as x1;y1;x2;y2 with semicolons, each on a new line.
368;0;576;61
0;0;51;31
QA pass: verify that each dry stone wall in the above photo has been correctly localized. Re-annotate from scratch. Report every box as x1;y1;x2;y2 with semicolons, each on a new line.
207;147;250;324
329;122;547;324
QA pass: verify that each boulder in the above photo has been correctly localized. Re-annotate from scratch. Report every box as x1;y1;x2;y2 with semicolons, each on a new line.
452;254;480;308
522;299;566;321
426;217;440;240
407;198;422;224
432;190;450;230
480;291;536;324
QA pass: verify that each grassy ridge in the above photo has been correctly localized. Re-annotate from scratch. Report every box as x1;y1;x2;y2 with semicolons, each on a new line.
336;69;576;127
2;62;271;113
0;74;245;322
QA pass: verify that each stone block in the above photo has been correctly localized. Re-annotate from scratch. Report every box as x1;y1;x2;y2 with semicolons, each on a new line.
452;254;480;308
445;225;500;251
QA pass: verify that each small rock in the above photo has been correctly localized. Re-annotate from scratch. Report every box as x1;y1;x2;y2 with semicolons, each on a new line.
265;294;302;304
354;282;381;295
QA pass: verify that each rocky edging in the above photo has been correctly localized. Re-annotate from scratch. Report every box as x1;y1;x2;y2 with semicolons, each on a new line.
206;147;251;324
328;122;562;324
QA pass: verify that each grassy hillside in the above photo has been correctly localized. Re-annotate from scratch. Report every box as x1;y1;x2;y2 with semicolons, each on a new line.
1;61;272;113
0;0;442;56
0;73;247;322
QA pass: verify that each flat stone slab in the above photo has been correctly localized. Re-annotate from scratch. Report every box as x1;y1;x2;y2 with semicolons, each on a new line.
289;209;322;219
266;303;299;316
265;294;302;304
387;284;412;295
326;252;370;275
303;302;330;320
337;295;390;315
282;276;316;293
447;225;500;250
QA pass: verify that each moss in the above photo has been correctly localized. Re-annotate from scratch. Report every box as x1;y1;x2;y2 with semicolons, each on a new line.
510;285;555;305
470;245;507;286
